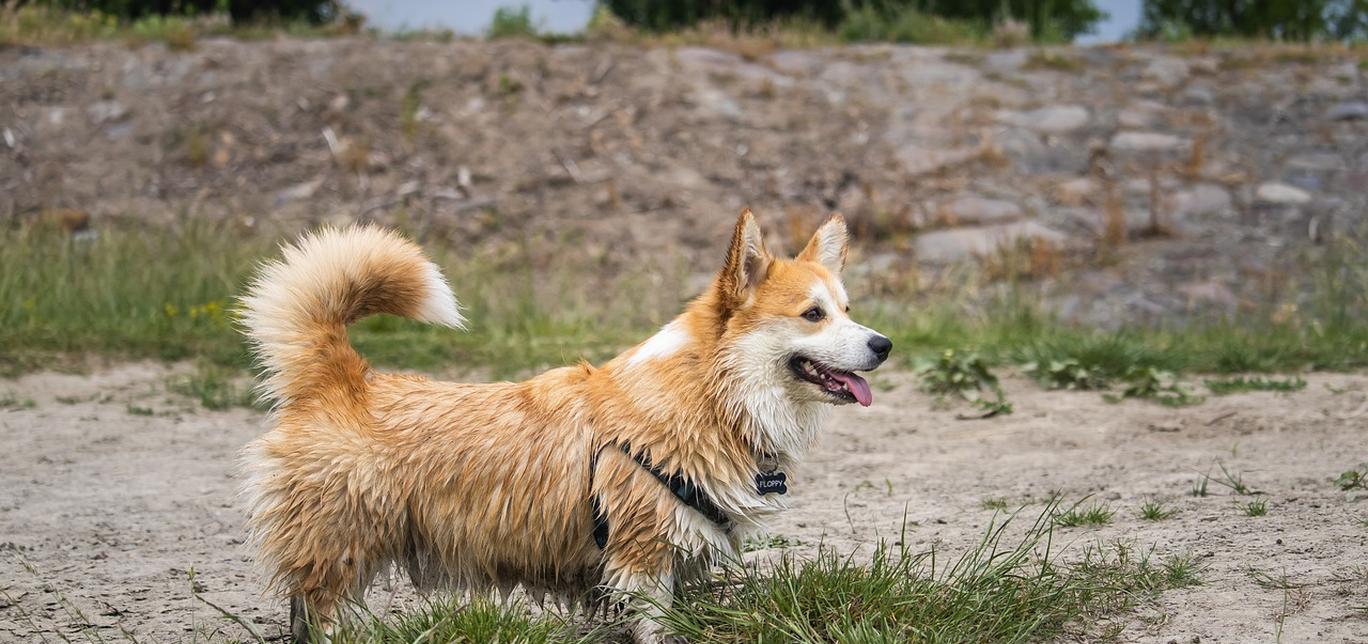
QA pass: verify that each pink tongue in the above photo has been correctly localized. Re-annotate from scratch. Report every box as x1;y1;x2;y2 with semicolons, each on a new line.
830;371;873;407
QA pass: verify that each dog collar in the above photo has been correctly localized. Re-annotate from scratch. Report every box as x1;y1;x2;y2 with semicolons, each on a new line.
589;443;786;550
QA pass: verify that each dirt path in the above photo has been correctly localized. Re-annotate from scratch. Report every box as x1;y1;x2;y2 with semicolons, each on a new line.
2;364;1366;642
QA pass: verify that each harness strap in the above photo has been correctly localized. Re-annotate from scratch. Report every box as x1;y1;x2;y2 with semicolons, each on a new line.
589;443;733;550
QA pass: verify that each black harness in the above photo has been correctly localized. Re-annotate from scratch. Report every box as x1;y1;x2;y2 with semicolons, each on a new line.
589;443;787;550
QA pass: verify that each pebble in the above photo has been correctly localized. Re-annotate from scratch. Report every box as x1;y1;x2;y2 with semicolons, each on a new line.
1143;57;1190;87
933;196;1023;225
1111;131;1187;152
997;104;1089;134
1255;182;1312;206
914;221;1067;263
1326;101;1368;121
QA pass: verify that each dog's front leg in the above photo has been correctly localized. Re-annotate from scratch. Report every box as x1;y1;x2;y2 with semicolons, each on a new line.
623;571;685;644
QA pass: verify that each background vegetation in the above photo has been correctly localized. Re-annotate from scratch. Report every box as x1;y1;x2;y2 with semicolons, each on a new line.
7;0;1363;44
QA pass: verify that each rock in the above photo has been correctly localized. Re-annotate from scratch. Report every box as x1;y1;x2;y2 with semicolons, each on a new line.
1052;177;1098;206
914;221;1067;263
274;179;324;206
997;104;1089;134
1111;131;1188;153
1182;85;1214;105
1172;184;1232;217
895;144;987;176
1142;57;1189;87
1255;183;1312;206
87;100;129;124
1326;101;1368;121
933;196;1023;225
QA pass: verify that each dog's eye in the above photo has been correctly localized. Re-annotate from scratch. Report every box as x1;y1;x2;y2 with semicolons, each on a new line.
802;307;825;322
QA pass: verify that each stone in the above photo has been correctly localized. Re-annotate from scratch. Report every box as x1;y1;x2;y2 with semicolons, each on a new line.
1142;57;1189;87
1255;183;1312;206
997;104;1089;134
1326;101;1368;121
1052;177;1098;205
914;221;1067;263
274;179;323;206
1111;131;1187;153
87;100;129;124
1172;184;1232;217
933;196;1023;225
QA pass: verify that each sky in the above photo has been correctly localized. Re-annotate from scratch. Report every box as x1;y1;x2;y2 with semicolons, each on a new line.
347;0;1144;42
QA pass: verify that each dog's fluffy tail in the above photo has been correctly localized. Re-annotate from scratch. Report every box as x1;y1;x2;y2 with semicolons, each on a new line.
239;226;463;407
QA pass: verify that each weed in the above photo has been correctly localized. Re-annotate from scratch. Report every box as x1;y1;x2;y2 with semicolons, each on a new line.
1241;499;1268;517
1211;461;1259;495
399;79;430;141
1204;375;1307;396
126;404;156;416
55;395;83;405
168;362;262;411
1024;358;1110;390
1024;49;1085;72
1139;501;1176;521
1248;568;1305;591
1054;501;1115;527
981;497;1010;511
1105;367;1205;407
1334;464;1368;491
0;392;36;409
917;349;1011;415
743;534;801;552
1190;474;1210;497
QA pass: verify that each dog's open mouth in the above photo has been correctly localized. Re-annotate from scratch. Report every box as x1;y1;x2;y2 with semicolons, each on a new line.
789;356;873;407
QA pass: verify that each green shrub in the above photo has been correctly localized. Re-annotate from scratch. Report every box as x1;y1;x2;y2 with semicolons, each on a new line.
488;4;537;39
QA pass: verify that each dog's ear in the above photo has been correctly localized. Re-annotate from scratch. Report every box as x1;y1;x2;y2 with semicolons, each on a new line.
797;213;848;274
719;209;772;304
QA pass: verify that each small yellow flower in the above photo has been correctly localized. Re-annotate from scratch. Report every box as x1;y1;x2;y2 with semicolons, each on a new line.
163;303;179;318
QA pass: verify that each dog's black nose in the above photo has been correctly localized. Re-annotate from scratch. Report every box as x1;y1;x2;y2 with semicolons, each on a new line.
868;335;892;362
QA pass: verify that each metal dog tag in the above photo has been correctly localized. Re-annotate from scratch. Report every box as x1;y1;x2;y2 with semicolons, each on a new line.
756;471;787;496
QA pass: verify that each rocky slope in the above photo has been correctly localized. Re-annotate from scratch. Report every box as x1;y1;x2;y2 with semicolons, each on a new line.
2;38;1364;324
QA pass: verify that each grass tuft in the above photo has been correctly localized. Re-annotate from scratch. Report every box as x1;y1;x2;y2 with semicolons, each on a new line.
1053;502;1115;527
324;597;595;644
1139;501;1177;521
659;506;1190;642
1240;499;1268;517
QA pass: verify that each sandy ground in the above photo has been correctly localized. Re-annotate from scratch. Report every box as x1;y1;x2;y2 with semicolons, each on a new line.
2;363;1367;642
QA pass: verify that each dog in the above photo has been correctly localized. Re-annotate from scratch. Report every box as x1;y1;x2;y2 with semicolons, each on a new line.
238;209;891;642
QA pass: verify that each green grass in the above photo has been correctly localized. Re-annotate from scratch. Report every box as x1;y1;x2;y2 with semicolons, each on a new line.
0;5;355;48
0;391;36;409
1204;375;1307;396
1139;501;1176;521
1240;499;1268;517
324;598;596;644
3;222;1368;383
658;507;1189;642
271;507;1203;642
1053;502;1115;527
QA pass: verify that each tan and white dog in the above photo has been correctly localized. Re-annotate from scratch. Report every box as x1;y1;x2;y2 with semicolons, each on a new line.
239;209;891;642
